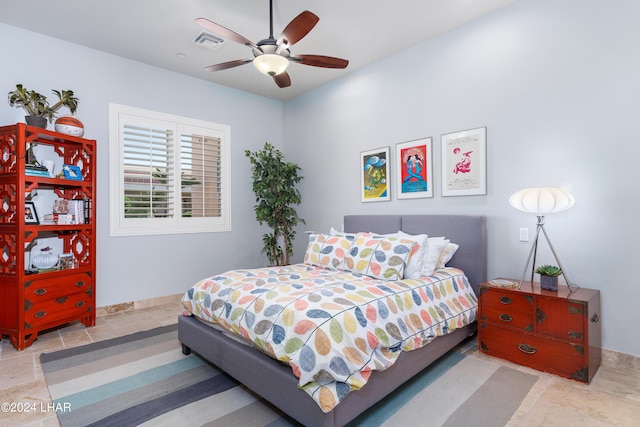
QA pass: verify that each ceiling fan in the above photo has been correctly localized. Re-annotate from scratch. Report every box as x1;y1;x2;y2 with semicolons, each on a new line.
195;0;349;88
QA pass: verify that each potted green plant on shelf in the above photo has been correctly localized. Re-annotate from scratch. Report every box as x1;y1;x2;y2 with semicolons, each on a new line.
7;84;79;128
535;264;562;291
245;142;305;266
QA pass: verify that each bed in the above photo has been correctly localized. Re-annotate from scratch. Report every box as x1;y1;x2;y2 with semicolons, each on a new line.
178;214;486;427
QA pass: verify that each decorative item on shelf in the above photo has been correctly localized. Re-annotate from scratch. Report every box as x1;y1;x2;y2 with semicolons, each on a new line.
59;253;76;269
25;201;39;224
25;143;38;165
31;246;59;270
43;199;86;224
7;84;79;128
62;164;83;180
509;187;578;292
25;163;51;178
535;265;562;291
42;160;55;177
55;116;84;137
53;198;69;214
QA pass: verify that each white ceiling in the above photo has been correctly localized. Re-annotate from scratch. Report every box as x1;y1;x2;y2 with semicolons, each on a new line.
0;0;518;101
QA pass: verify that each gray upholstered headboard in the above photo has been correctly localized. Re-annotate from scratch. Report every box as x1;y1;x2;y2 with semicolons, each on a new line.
343;215;487;293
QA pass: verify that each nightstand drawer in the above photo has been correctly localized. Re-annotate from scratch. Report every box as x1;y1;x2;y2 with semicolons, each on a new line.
24;273;92;302
481;305;533;331
479;324;590;382
536;297;586;342
24;292;93;329
479;287;534;314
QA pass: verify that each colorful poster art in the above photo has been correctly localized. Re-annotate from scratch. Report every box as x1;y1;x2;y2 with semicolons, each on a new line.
396;138;433;199
360;147;390;202
441;127;487;197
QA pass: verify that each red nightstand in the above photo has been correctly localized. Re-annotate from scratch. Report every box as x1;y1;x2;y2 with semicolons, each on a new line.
478;280;601;383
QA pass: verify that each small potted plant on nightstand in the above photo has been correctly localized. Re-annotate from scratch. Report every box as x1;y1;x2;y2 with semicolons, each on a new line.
535;264;562;291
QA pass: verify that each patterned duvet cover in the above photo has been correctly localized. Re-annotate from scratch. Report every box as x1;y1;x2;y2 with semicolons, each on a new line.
181;264;478;412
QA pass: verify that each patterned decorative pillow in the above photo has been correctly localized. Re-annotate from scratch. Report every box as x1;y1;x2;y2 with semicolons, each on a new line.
304;233;353;270
344;233;416;280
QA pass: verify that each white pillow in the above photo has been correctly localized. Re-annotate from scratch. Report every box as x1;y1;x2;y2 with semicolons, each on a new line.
421;237;450;276
397;231;428;279
436;242;459;270
330;227;357;239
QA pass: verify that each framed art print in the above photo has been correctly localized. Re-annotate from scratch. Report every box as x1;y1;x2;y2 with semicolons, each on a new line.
441;127;487;197
395;137;433;199
63;164;83;180
25;201;39;224
360;147;390;202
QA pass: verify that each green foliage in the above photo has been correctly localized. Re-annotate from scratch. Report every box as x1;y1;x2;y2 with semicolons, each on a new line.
7;84;79;122
245;143;305;266
535;264;562;276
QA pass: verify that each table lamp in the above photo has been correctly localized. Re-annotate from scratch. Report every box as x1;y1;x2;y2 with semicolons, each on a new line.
509;187;578;291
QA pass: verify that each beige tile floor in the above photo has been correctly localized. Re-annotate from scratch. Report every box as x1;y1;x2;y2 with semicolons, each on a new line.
1;297;639;427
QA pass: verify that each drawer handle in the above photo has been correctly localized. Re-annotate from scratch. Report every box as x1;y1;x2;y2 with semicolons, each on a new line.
75;301;86;308
499;313;513;323
34;288;47;296
591;313;599;323
76;281;86;287
499;296;512;305
518;343;537;355
34;311;46;319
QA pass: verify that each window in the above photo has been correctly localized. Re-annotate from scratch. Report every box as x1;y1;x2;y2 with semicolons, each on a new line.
109;104;230;236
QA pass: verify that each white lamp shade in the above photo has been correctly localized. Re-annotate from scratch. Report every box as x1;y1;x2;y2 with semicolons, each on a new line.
509;187;575;215
253;54;289;76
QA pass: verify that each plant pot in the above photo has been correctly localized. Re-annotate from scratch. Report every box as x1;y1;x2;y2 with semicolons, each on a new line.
25;115;47;129
540;274;558;291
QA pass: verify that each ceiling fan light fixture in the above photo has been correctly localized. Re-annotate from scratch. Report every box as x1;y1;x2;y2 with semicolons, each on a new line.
253;54;289;76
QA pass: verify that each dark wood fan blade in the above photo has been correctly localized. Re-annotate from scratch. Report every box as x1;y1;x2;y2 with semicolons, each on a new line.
291;55;349;69
277;11;319;46
273;72;291;88
195;18;258;49
204;58;253;72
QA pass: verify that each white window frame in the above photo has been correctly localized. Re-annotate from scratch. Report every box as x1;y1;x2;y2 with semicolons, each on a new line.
109;103;231;236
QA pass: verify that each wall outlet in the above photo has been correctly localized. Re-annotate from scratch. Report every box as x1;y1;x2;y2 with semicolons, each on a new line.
519;227;529;242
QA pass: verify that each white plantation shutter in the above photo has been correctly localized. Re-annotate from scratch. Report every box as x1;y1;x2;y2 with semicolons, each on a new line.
109;104;230;236
123;125;175;219
180;132;221;218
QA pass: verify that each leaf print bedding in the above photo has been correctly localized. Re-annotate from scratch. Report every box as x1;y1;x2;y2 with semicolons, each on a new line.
181;263;477;412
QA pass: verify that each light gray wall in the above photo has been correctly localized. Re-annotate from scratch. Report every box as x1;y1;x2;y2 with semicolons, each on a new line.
284;0;640;357
0;23;282;307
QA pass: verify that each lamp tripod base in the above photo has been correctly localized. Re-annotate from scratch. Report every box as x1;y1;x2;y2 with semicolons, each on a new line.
518;216;578;292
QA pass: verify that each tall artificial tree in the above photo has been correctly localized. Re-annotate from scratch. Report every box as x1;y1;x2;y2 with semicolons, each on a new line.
245;143;304;266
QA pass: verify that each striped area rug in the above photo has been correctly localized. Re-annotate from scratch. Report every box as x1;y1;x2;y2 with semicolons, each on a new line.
40;324;537;427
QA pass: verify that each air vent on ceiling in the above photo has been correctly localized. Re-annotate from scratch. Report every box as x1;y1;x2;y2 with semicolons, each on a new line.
192;31;226;50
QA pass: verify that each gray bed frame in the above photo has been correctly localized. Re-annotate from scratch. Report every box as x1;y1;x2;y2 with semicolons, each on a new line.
178;214;486;427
